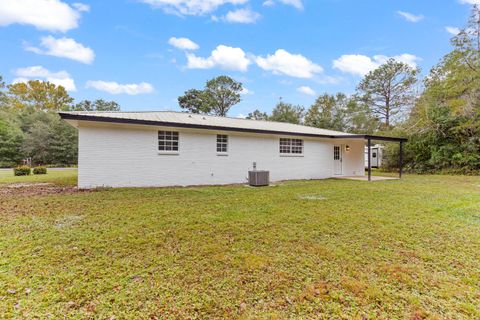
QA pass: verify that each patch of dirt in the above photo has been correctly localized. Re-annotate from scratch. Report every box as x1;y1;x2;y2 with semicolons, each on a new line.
4;182;54;188
0;183;89;196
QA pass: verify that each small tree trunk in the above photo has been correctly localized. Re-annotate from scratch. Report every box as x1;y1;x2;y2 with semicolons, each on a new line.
385;97;390;127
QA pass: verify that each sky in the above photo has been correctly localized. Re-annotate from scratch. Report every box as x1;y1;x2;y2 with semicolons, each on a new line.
0;0;477;117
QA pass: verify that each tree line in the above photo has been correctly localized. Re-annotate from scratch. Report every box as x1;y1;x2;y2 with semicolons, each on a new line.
0;79;120;166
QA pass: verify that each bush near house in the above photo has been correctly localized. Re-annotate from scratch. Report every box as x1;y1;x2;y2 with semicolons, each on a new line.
13;165;31;176
33;166;47;175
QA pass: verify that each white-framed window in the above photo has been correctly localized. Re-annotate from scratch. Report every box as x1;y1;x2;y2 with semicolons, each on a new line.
158;131;179;152
217;134;228;153
279;138;303;154
334;145;341;160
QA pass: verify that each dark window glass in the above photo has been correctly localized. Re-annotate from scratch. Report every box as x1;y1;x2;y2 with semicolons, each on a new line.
216;134;228;153
334;146;340;160
280;138;303;154
158;131;179;151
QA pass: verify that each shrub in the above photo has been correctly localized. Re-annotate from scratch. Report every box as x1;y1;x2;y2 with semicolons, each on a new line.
13;165;31;176
33;166;47;175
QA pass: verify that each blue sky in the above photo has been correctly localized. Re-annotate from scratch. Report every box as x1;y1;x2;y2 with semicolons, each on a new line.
0;0;476;117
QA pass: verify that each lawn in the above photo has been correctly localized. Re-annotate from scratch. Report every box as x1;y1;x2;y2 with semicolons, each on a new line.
1;171;480;319
0;169;77;186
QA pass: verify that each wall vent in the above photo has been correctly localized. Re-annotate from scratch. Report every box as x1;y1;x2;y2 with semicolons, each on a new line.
248;170;269;187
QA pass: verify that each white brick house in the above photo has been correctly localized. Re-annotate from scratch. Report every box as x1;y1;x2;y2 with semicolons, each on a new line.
60;111;405;188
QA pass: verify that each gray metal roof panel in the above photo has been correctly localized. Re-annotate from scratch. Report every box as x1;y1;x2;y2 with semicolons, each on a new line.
60;111;353;136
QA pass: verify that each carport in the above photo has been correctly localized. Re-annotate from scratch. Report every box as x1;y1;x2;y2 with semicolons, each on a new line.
335;135;408;181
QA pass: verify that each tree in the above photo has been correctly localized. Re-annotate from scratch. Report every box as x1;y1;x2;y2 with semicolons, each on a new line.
304;93;380;133
178;76;243;116
304;93;348;131
357;59;419;128
269;101;305;124
246;109;269;120
392;5;480;173
49;116;78;165
19;111;78;165
7;80;74;111
204;76;242;116
451;5;480;73
443;5;480;115
178;89;211;114
0;118;24;167
74;99;121;111
343;99;381;134
22;121;52;164
0;75;6;107
0;78;78;166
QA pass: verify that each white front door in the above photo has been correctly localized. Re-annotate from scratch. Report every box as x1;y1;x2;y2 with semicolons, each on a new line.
333;145;343;175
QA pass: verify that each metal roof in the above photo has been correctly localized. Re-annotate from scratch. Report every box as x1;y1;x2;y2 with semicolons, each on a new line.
58;111;407;141
60;111;351;136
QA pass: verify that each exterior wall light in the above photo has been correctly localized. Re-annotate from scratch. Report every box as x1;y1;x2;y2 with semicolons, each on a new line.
345;145;350;152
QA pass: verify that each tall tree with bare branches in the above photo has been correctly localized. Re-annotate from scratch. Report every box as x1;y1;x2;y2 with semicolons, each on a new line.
357;59;419;128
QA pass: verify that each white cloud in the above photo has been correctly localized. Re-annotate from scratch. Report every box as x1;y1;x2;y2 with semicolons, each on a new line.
278;0;303;9
397;11;424;23
224;8;260;24
0;0;86;32
140;0;248;16
377;54;420;68
168;37;199;50
255;49;323;78
86;80;154;95
25;36;95;64
186;45;250;71
333;53;420;76
459;0;480;4
72;2;90;12
445;26;461;35
262;0;303;9
13;65;76;91
333;55;378;76
297;86;316;96
241;87;253;95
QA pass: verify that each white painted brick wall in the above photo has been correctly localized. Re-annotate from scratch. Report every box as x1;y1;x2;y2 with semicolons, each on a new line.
78;122;364;188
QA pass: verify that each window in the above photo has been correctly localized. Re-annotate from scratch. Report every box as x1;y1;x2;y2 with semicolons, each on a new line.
217;134;228;153
334;146;340;160
279;138;303;154
158;131;179;152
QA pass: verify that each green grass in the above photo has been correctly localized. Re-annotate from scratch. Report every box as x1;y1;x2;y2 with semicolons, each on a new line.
1;172;480;319
0;169;77;186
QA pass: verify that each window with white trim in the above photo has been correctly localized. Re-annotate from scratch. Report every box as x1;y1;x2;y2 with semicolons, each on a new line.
158;131;179;151
279;138;303;154
216;134;228;153
334;145;340;160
